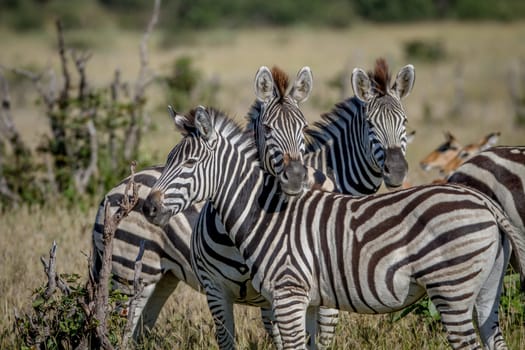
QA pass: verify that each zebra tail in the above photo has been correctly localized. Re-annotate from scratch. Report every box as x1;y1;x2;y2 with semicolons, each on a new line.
486;197;525;292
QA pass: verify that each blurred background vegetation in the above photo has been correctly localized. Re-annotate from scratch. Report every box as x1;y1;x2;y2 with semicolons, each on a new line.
2;0;525;33
1;1;525;348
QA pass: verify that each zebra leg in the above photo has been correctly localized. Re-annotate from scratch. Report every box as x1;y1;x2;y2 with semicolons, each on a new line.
132;272;180;339
205;287;236;350
261;306;283;350
316;307;339;349
272;287;309;349
475;236;510;350
428;286;481;349
304;306;339;349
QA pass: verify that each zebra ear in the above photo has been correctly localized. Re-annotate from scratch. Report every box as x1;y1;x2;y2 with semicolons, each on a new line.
194;106;216;143
351;68;372;102
392;64;415;99
168;105;189;133
254;66;276;102
290;66;313;104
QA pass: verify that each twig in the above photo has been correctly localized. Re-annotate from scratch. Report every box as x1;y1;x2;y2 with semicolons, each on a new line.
40;241;70;300
125;0;161;161
72;50;93;102
56;20;70;109
134;0;161;103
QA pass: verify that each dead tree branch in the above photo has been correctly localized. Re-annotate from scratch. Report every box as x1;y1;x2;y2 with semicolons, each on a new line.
40;241;70;300
56;20;70;109
90;161;140;349
124;0;161;161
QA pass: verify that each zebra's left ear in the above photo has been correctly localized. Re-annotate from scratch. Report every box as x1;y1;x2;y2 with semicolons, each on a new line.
351;68;373;102
290;66;313;104
168;105;190;134
194;106;217;143
254;66;276;102
392;64;415;99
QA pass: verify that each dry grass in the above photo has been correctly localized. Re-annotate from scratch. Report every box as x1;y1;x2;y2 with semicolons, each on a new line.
1;21;525;348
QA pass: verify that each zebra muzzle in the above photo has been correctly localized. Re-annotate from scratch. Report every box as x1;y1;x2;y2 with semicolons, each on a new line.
280;159;307;196
143;190;172;227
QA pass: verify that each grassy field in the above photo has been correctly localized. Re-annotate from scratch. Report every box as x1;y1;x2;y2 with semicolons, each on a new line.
1;21;525;348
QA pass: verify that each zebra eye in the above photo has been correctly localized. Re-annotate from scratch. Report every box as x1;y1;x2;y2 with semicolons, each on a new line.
182;158;198;168
263;125;272;134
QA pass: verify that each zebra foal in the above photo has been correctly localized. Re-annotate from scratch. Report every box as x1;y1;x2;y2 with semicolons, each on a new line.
144;105;525;350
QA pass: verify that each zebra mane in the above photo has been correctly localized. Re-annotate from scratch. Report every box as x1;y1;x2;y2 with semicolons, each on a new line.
368;58;391;96
271;66;289;98
305;96;365;150
179;106;253;146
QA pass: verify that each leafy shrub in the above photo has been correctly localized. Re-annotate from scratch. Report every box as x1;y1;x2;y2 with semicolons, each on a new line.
404;39;447;63
162;56;219;112
14;274;128;349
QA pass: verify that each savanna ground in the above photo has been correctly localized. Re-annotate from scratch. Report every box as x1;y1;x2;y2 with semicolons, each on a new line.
1;21;525;348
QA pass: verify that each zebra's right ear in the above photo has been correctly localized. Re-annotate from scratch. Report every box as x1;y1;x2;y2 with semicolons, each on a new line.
254;66;276;102
168;105;189;133
351;68;372;102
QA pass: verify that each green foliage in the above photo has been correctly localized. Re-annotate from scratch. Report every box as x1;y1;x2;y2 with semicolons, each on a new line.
453;0;525;21
354;0;438;22
404;39;447;63
163;56;218;112
14;274;128;349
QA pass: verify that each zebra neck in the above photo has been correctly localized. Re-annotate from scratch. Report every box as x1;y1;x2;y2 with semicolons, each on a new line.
210;160;288;253
305;97;383;196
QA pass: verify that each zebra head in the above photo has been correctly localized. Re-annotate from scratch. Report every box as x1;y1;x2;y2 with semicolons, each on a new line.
143;105;228;227
251;66;313;196
352;58;415;189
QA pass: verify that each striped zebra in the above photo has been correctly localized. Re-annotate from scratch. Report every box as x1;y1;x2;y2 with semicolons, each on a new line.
143;105;525;350
92;65;320;344
448;146;525;253
193;59;416;348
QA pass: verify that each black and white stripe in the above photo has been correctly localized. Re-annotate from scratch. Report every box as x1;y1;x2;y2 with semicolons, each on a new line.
144;107;525;350
448;146;525;262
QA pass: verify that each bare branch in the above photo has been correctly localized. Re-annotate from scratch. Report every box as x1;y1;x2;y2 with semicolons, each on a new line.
125;0;161;161
72;50;93;102
134;0;161;103
56;20;70;109
91;161;140;349
74;108;98;194
40;241;70;300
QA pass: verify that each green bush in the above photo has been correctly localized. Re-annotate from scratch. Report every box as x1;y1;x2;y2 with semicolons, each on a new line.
404;39;447;63
14;273;128;349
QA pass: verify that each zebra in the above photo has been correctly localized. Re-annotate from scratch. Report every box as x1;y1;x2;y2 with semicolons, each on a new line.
93;59;416;347
193;58;416;348
143;105;525;350
447;146;525;257
92;65;319;344
302;57;415;194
